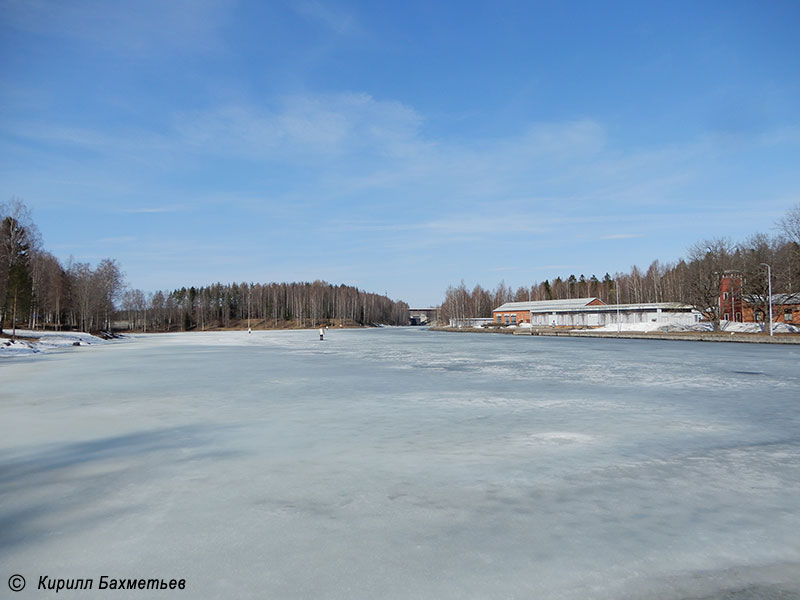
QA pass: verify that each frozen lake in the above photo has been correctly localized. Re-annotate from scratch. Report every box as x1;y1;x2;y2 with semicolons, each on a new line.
2;328;800;599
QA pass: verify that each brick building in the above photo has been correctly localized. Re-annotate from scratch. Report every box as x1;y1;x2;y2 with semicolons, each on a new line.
718;270;743;322
719;272;799;325
742;294;799;325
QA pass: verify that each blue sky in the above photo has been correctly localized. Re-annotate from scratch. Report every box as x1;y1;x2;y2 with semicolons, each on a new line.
1;0;799;306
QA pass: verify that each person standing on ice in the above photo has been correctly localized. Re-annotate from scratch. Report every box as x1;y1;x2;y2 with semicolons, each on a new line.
319;327;324;341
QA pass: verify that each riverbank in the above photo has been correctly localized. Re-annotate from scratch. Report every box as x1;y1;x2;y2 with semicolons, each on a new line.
0;329;109;356
429;326;800;344
115;317;382;334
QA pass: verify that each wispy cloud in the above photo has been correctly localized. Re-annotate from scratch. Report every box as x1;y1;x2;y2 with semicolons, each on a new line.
601;233;645;240
120;207;180;214
1;0;230;57
171;93;422;161
3;91;697;222
50;235;137;251
3;121;114;149
291;1;357;34
96;235;137;244
6;87;796;290
536;265;578;270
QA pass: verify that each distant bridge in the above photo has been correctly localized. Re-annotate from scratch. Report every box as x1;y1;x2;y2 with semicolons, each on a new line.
408;308;439;326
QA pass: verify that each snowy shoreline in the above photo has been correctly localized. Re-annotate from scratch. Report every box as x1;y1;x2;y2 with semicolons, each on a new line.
581;320;800;334
432;321;800;343
0;329;109;357
5;321;800;358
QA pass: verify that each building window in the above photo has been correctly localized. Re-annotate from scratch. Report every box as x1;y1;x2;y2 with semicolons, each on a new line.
504;315;509;324
511;315;517;324
723;313;729;321
736;312;742;322
755;310;764;322
785;308;793;322
723;292;729;300
496;315;501;323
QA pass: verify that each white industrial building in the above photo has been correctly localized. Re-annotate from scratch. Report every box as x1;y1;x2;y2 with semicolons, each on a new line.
493;298;701;328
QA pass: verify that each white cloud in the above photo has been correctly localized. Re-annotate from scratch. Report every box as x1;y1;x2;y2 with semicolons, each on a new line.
6;87;794;262
171;93;424;160
3;90;682;220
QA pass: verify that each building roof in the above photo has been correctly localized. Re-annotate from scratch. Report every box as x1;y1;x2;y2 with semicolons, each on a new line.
493;298;603;312
494;299;695;314
587;302;694;312
744;293;800;306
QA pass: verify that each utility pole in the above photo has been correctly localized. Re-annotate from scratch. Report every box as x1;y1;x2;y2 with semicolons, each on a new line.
761;263;773;336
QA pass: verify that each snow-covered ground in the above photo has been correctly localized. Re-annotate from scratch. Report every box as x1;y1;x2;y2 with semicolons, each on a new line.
581;320;800;333
0;329;107;356
2;328;800;599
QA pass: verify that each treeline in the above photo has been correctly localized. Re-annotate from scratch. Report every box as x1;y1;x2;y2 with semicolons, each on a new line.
1;198;409;334
441;204;800;331
0;199;125;334
119;282;409;332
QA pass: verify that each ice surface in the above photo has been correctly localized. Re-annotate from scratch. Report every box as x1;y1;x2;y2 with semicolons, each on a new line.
2;328;800;599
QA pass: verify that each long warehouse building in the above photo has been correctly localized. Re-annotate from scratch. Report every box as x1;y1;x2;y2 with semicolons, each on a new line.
492;298;700;328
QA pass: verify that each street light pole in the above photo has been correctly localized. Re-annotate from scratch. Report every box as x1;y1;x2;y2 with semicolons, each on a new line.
760;263;773;336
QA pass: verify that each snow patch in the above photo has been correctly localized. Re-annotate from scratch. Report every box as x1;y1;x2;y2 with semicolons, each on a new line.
587;322;665;333
525;431;595;445
0;329;107;357
583;320;800;334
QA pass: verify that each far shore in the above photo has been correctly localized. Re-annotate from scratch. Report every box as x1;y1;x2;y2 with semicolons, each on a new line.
0;321;383;341
428;326;800;345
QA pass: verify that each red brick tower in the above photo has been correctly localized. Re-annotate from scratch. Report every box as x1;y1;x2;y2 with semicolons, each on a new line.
719;271;743;322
